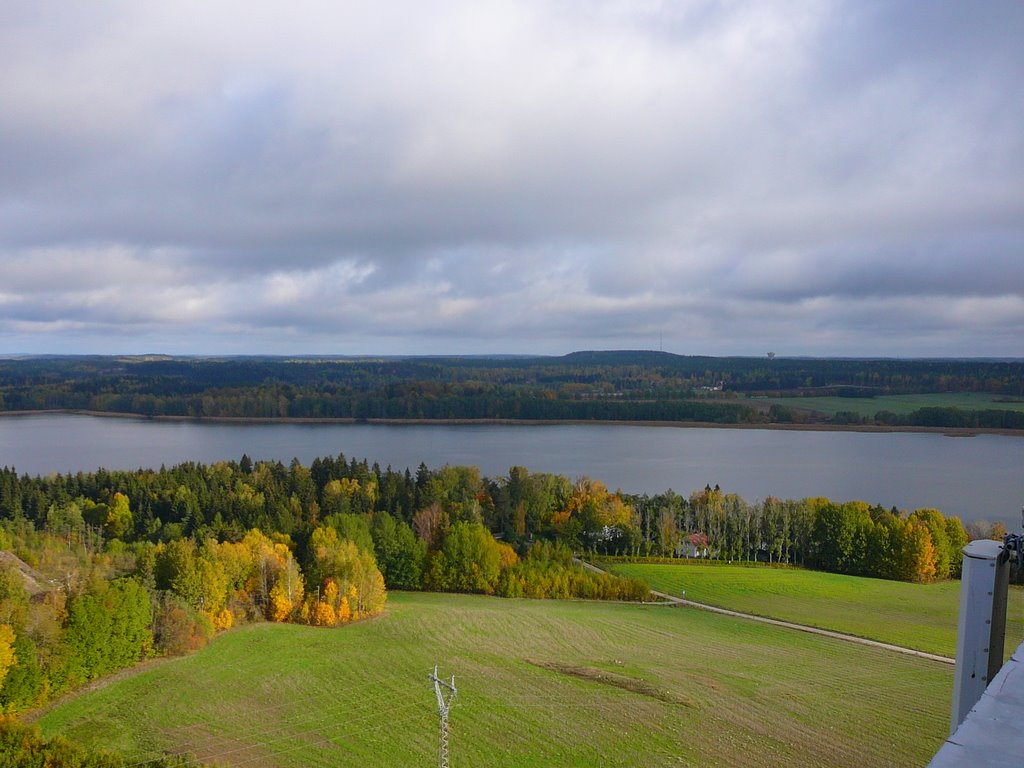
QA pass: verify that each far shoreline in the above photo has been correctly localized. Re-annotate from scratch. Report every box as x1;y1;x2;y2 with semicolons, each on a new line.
1;408;1021;438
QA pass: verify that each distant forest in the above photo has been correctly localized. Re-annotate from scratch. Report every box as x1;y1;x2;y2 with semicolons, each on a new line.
1;352;1023;429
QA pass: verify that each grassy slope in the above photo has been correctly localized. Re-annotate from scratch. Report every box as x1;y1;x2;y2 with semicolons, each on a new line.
752;392;1024;419
36;592;950;768
607;562;1024;657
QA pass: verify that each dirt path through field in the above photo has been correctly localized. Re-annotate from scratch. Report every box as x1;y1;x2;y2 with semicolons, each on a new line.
579;559;955;665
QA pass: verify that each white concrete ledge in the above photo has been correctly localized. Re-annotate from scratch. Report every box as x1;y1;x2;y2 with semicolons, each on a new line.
929;640;1024;767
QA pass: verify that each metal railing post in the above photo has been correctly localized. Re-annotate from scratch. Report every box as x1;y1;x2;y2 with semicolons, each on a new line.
950;539;1009;734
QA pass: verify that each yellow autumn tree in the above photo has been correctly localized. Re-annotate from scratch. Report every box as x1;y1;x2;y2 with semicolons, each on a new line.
268;582;291;622
212;607;234;631
308;578;353;626
895;520;938;583
314;599;336;627
323;578;339;605
315;579;340;626
322;476;378;515
308;526;387;620
104;492;133;539
267;552;304;622
337;593;352;623
241;529;282;604
239;530;304;620
350;559;386;618
195;551;230;624
910;522;938;583
203;538;256;621
552;478;636;547
496;542;519;570
206;539;254;594
0;624;16;687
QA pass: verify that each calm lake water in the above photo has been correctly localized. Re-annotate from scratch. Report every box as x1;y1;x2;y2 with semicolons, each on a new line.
1;414;1022;526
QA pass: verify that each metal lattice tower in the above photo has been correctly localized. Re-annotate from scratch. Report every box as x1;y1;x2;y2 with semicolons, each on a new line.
429;665;457;768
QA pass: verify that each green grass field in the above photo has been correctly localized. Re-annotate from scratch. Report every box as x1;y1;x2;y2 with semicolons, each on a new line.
35;591;952;768
752;392;1024;419
605;562;1024;658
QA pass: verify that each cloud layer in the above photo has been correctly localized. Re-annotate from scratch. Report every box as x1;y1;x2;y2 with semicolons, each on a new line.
2;0;1022;356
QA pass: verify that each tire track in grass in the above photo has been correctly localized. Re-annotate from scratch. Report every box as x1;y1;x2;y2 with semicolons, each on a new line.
579;559;955;665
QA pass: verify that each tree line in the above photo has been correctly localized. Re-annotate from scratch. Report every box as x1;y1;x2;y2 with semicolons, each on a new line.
625;487;970;581
0;454;975;587
873;406;1024;430
1;353;1020;427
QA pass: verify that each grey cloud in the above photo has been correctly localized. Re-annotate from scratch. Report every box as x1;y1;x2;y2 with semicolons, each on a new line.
0;1;1022;356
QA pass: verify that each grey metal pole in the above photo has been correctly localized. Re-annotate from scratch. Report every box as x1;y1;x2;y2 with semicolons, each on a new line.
429;665;457;768
950;539;1010;734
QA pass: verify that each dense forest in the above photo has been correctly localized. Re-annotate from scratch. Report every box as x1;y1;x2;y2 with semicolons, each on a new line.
0;455;658;719
1;352;1022;428
0;455;974;589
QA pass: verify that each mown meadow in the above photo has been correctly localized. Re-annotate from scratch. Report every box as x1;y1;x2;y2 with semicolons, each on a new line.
36;591;952;768
752;391;1024;420
606;561;1024;658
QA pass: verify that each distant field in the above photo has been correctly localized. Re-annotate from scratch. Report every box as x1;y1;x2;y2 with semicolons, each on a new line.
606;562;1024;658
36;592;951;768
752;392;1024;419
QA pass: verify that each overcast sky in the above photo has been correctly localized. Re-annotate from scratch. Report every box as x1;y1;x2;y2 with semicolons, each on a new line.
1;1;1022;358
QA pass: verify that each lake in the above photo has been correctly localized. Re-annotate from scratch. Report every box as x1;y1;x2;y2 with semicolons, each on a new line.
1;414;1022;527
